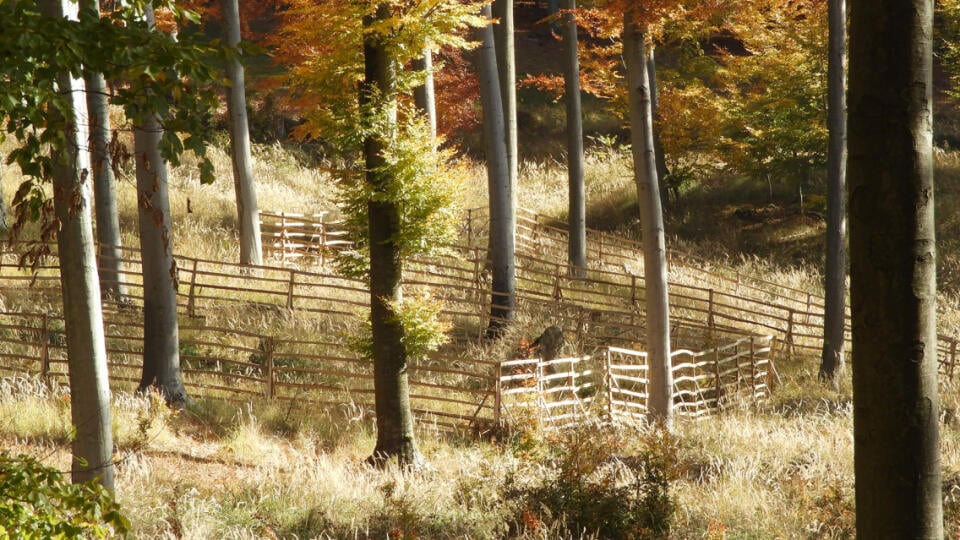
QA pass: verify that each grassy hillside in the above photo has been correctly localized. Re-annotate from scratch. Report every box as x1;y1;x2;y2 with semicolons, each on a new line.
4;135;960;537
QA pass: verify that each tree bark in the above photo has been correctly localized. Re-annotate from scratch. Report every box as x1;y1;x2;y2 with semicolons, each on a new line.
134;3;187;408
39;0;115;492
647;47;671;209
222;0;263;267
819;0;847;389
478;3;516;335
363;3;422;468
563;0;586;277
624;9;673;428
848;0;942;536
493;0;518;185
412;46;437;140
80;0;127;302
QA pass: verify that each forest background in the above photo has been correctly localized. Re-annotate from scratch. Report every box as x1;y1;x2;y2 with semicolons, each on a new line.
1;0;959;537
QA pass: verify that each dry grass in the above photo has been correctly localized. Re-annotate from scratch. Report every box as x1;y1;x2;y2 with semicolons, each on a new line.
7;138;960;537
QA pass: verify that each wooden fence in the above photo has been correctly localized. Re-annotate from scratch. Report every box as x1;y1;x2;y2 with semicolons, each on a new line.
498;335;773;429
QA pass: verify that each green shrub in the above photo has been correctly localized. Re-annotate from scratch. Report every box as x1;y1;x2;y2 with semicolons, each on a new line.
0;453;128;539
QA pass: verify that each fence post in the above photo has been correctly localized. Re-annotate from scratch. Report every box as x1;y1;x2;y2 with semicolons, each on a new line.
750;337;757;404
40;313;49;379
287;270;296;310
951;338;958;380
319;214;327;267
708;289;715;328
264;336;275;399
494;362;502;426
605;349;614;419
713;346;721;410
467;208;474;247
786;309;795;359
279;212;287;262
187;258;199;318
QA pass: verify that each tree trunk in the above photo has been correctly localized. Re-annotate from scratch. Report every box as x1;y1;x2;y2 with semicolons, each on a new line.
363;3;422;469
39;0;115;492
0;165;6;234
819;0;847;390
222;0;263;267
80;0;126;302
412;46;437;140
563;0;586;277
134;3;187;408
624;9;673;428
478;3;516;335
493;0;518;185
647;47;671;209
848;0;942;536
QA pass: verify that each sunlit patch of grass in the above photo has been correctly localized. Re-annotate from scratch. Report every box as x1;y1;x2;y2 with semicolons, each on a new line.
0;377;71;443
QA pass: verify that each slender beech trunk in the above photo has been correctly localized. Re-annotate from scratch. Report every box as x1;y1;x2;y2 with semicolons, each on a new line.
624;9;672;428
0;167;6;233
79;0;127;302
363;3;422;468
819;0;847;389
647;47;670;208
222;0;263;267
848;0;942;536
563;0;586;277
478;3;515;335
134;3;187;408
412;46;437;140
493;0;518;185
40;0;115;491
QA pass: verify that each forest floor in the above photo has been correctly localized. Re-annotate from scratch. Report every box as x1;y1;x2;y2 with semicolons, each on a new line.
3;137;960;538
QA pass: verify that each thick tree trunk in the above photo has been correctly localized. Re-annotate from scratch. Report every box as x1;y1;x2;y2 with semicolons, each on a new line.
40;0;115;491
478;3;516;335
134;3;187;408
363;4;422;468
80;0;127;301
563;0;586;277
412;47;437;140
493;0;518;185
819;0;847;389
848;0;942;536
624;10;673;428
222;0;263;267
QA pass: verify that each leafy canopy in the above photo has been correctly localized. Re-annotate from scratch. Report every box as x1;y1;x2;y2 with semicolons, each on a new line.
0;0;224;240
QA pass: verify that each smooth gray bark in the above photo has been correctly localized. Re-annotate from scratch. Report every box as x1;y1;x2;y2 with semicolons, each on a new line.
493;0;518;185
563;0;586;277
849;0;942;536
624;9;673;428
79;0;127;302
134;3;187;408
222;0;263;267
363;3;422;469
412;47;437;140
39;0;115;491
478;3;516;334
647;48;670;208
819;0;847;389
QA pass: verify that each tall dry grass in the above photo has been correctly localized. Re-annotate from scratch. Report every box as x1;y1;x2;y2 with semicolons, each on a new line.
5;138;960;537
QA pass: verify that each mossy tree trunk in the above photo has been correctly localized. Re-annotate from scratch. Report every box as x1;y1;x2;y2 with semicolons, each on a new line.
363;3;423;468
39;0;115;491
848;0;942;536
